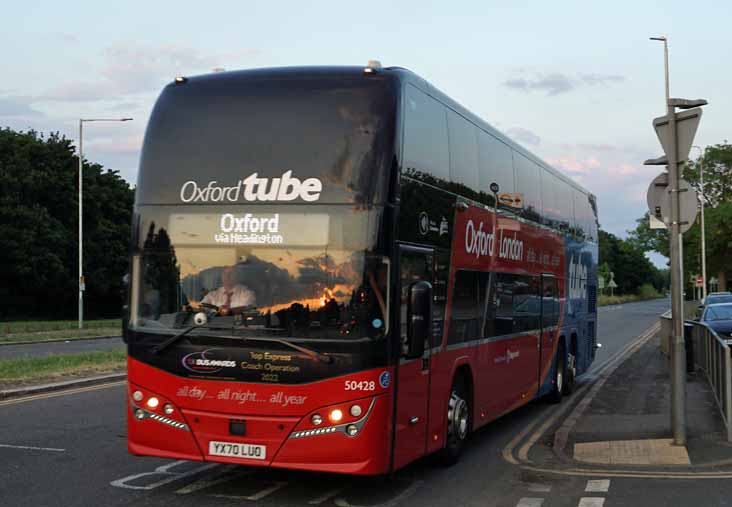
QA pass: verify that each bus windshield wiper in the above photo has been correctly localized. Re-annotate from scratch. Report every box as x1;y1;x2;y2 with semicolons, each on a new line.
152;326;198;355
218;335;333;364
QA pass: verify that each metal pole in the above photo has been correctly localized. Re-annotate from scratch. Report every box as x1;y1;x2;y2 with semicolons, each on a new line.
78;120;83;330
665;50;687;445
699;148;708;300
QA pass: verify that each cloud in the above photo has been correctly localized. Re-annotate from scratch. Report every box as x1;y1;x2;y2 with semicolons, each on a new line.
503;71;625;96
580;73;624;86
0;97;45;118
504;73;575;96
506;127;541;146
36;43;260;103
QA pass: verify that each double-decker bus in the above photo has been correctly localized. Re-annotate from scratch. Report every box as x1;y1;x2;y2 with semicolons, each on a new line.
124;63;598;475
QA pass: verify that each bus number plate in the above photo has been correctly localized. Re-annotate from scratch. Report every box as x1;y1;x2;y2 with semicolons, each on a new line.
209;441;266;460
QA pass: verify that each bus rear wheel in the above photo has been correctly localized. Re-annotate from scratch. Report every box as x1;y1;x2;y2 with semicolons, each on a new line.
548;346;565;404
439;376;470;466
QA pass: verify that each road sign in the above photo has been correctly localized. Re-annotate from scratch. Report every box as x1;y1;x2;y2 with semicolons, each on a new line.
696;275;703;288
649;214;667;229
646;174;698;233
598;275;605;289
653;107;703;163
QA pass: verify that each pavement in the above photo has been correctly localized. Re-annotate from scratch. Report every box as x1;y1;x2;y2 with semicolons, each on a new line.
8;298;732;506
518;304;732;478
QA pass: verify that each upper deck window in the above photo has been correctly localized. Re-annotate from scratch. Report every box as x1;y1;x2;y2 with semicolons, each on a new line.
137;74;397;206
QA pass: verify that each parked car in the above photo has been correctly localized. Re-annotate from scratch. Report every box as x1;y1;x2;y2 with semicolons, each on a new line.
699;303;732;338
697;292;732;317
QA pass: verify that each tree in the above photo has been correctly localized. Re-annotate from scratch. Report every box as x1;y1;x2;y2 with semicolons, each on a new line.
598;229;663;294
629;143;732;292
0;128;134;319
685;142;732;206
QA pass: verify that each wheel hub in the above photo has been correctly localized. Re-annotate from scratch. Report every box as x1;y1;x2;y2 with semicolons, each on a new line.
447;391;469;441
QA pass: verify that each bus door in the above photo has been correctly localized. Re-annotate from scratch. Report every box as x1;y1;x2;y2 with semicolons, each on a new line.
393;246;434;470
539;274;559;386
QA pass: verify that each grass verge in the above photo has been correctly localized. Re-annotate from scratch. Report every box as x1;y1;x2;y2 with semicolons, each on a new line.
0;348;126;388
0;319;121;335
0;328;122;344
599;294;666;306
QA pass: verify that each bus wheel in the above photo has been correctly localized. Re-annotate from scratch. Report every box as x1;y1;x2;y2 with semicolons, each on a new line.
548;346;565;404
440;376;470;466
563;351;576;395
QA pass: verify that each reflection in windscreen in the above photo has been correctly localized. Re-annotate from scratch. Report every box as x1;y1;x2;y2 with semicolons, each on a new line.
705;305;732;322
135;246;388;341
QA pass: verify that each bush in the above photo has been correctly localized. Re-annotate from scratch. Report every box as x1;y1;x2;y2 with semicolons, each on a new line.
638;283;661;299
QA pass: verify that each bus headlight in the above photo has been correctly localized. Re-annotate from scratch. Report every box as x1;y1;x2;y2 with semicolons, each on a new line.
132;390;143;402
146;397;160;409
163;403;174;415
329;409;343;423
134;408;145;420
346;424;359;436
350;405;362;417
311;414;323;426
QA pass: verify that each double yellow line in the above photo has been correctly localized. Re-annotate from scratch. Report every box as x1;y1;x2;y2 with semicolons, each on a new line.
0;380;126;408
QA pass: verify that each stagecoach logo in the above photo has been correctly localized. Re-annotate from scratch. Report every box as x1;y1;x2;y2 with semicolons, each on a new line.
464;219;524;261
379;371;391;388
179;171;323;203
182;349;237;374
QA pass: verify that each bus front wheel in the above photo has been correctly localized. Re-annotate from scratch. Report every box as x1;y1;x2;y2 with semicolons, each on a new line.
439;375;470;466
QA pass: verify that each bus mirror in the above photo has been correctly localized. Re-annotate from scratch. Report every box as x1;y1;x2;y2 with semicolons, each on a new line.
407;281;432;359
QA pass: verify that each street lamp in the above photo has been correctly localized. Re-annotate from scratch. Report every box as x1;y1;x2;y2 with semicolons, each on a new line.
650;36;670;108
692;145;707;300
78;118;133;330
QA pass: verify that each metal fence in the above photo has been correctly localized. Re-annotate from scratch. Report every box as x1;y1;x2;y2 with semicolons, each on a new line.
688;320;732;442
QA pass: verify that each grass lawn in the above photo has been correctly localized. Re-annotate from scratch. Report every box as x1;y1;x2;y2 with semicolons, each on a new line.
1;319;121;334
0;349;127;388
0;319;121;344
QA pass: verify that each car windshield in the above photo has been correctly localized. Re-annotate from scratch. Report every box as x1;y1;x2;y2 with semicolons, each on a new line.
128;205;389;341
705;295;732;306
704;305;732;322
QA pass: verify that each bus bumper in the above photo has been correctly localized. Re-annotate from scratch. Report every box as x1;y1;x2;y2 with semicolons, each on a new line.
127;384;392;476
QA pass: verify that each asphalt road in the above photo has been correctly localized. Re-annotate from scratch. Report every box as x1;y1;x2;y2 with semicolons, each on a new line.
0;336;123;360
6;298;719;507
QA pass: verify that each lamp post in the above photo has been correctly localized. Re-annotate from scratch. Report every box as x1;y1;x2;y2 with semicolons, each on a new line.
692;145;707;300
78;118;133;330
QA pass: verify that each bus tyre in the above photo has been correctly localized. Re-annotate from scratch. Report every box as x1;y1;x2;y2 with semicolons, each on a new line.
548;347;565;404
440;376;470;466
563;352;576;395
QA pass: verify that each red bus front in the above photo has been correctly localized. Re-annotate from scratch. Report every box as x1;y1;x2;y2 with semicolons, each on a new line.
124;68;401;475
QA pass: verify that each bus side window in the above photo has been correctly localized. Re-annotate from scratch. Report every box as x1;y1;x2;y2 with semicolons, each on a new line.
447;270;480;345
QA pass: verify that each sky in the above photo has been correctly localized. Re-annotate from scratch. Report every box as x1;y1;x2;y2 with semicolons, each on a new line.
3;0;731;268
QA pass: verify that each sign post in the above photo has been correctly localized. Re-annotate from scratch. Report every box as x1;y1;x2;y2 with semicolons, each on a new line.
645;37;707;446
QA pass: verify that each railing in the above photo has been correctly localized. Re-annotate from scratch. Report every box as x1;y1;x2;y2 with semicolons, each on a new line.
688;320;732;442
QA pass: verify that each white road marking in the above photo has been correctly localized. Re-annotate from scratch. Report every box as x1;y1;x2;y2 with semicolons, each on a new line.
516;498;544;507
526;483;552;493
174;466;243;494
335;480;423;507
308;485;349;505
0;443;65;452
110;460;219;491
213;481;288;501
578;498;605;507
585;479;610;493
